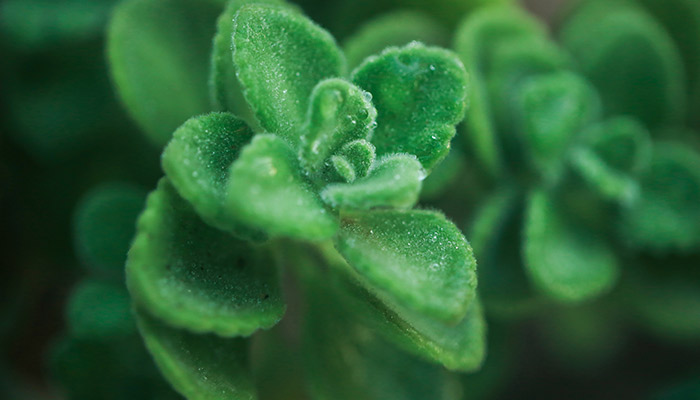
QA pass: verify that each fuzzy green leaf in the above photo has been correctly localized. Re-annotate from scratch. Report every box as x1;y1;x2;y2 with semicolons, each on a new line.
571;117;652;204
232;4;345;143
343;10;449;69
108;0;219;145
127;179;285;337
515;72;601;183
304;282;463;400
524;189;619;302
352;42;469;171
620;142;700;250
299;79;376;173
335;209;476;322
226;134;338;240
135;309;256;400
325;139;376;183
453;5;545;176
560;0;685;127
210;0;285;126
332;270;486;372
162;113;262;240
321;154;424;210
66;280;135;340
73;183;146;275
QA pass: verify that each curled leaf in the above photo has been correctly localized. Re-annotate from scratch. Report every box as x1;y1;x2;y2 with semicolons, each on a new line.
226;134;338;240
127;178;285;337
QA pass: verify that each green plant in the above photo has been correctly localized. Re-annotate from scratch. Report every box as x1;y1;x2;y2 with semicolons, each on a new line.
110;1;485;398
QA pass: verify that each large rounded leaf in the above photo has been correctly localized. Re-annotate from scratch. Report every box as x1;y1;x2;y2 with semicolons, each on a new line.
232;4;345;144
351;42;469;171
335;209;476;323
136;309;256;400
524;189;619;302
127;178;285;337
108;0;219;145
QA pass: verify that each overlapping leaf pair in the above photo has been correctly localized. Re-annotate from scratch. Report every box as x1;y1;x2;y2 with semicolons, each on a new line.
116;1;483;398
455;3;700;317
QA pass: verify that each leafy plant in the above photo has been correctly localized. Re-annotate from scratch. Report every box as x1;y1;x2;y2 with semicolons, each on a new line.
109;1;485;398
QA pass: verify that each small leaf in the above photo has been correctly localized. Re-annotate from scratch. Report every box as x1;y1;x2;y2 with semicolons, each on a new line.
226;134;338;240
335;209;476;322
620;142;700;250
232;4;346;143
560;0;686;127
343;10;449;69
210;0;285;127
328;155;356;183
108;0;219;145
127;178;285;337
162;112;262;240
321;154;424;210
524;189;619;302
135;309;256;400
515;72;601;183
325;139;376;183
299;79;376;173
73;183;146;275
352;42;469;171
453;5;545;177
570;116;652;204
66;279;135;340
304;282;464;400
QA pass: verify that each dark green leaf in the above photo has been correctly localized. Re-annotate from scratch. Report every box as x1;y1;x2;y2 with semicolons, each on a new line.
226;134;338;240
524;189;619;302
453;4;545;176
136;309;256;400
321;154;424;210
343;10;449;69
127;178;285;336
73;183;147;275
66;280;135;340
560;0;686;127
570;116;652;204
108;0;219;145
232;4;345;143
620;142;700;250
335;209;476;322
352;42;469;171
304;282;463;400
299;79;376;173
161;112;262;240
515;72;601;183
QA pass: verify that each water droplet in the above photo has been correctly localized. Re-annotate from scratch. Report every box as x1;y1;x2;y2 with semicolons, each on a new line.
429;64;436;71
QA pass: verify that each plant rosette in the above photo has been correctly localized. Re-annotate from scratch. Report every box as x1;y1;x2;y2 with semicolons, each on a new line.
117;1;484;399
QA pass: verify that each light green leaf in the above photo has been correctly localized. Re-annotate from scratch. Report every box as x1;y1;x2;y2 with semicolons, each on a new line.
453;4;545;177
136;309;256;400
226;134;338;240
321;154;424;210
515;72;601;183
299;79;376;173
325;139;376;183
108;0;219;145
570;116;652;204
524;189;619;302
352;42;469;171
560;0;686;127
343;10;449;69
335;209;476;322
127;178;285;337
66;279;134;340
620;142;700;250
73;183;146;275
209;0;285;127
232;4;345;143
162;112;263;240
304;282;463;400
